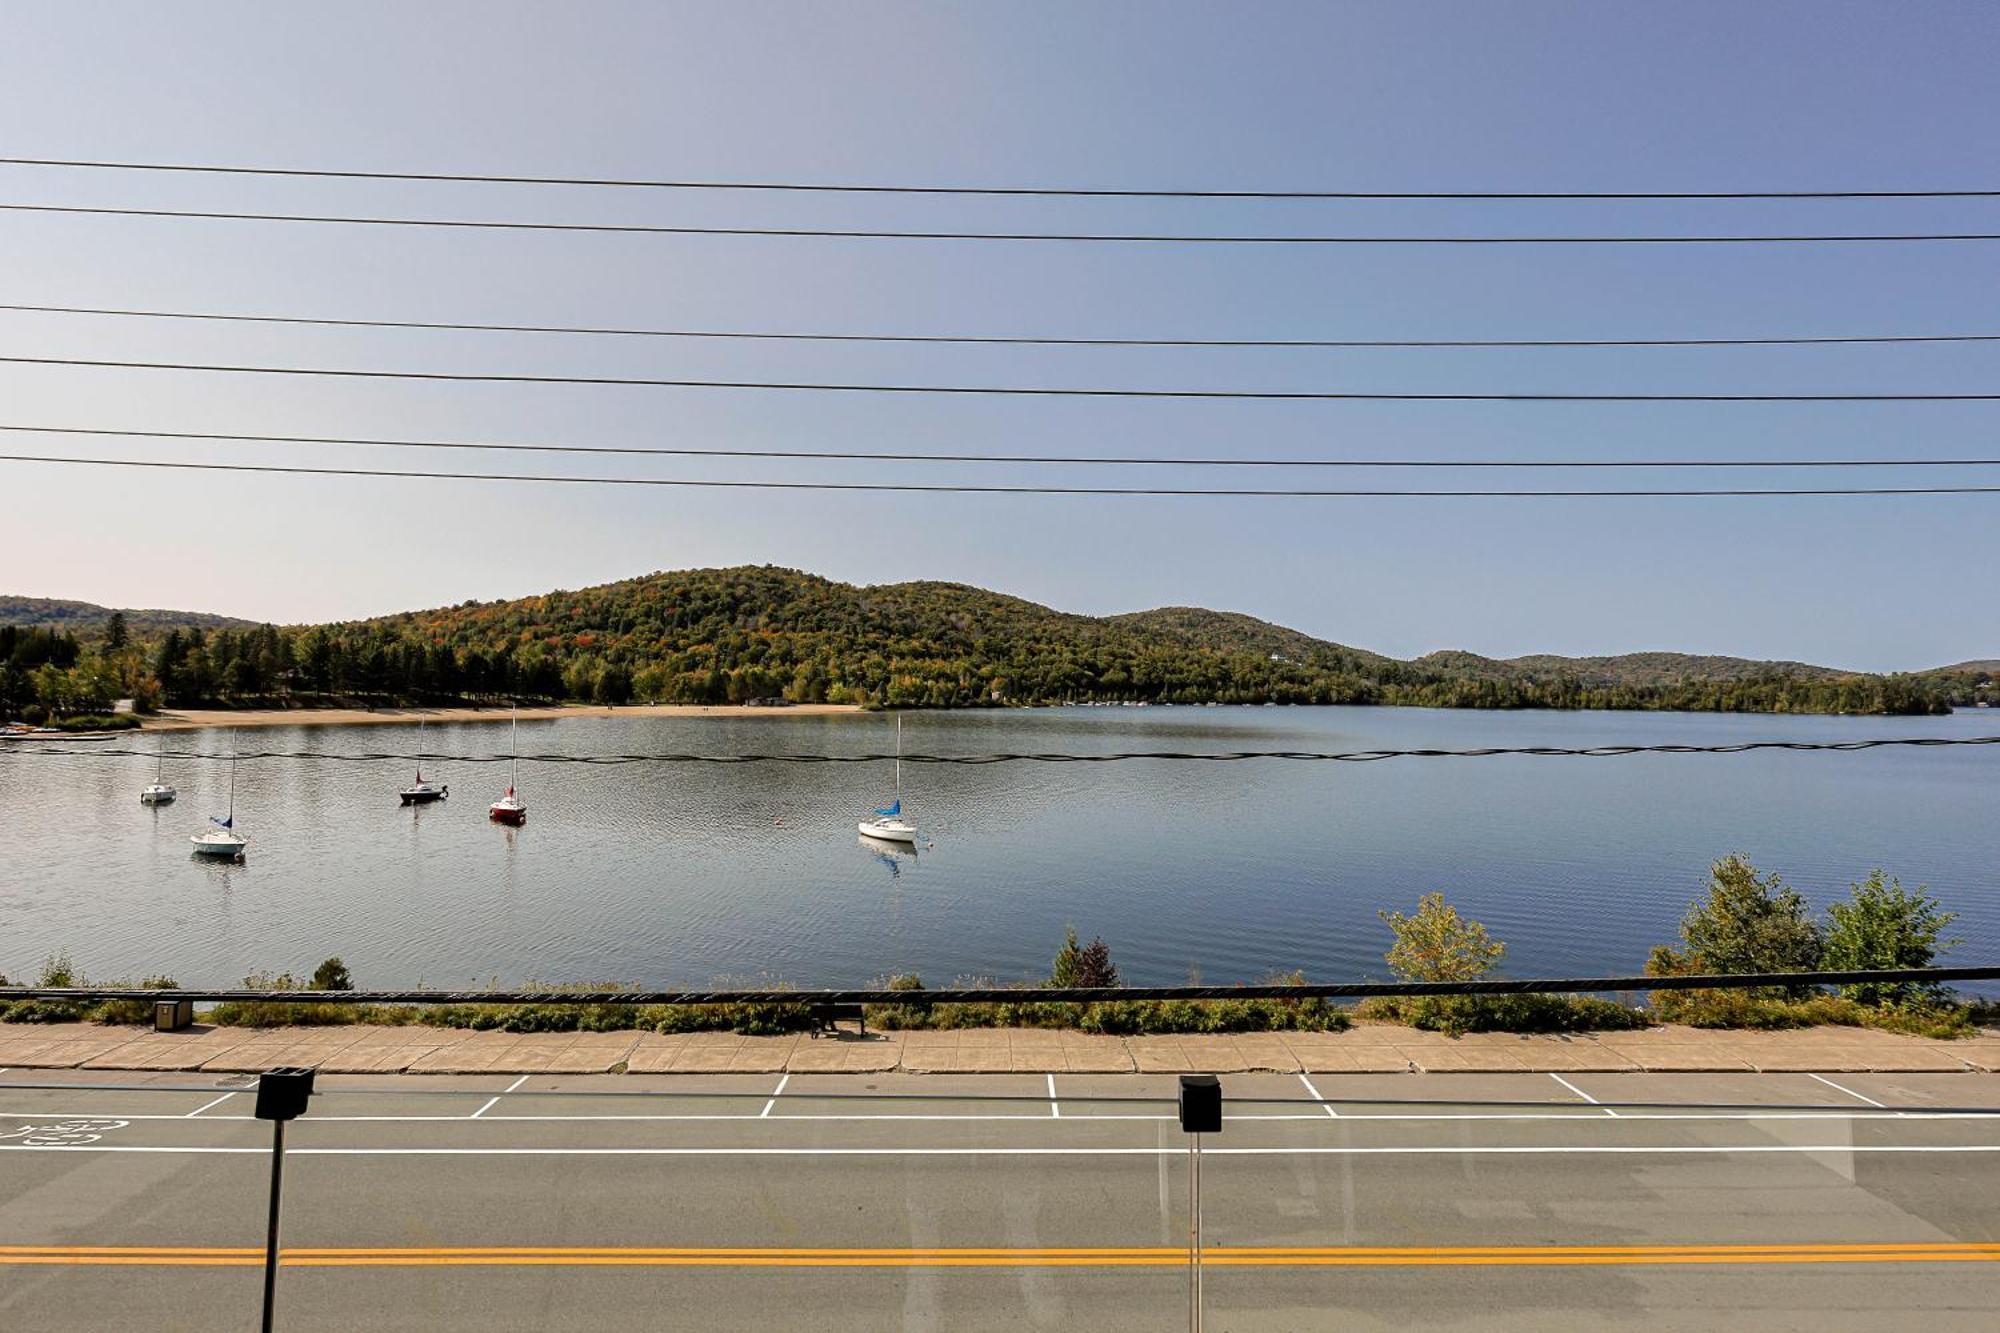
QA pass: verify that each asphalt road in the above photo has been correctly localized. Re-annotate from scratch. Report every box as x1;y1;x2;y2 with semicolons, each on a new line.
2;1068;1997;1330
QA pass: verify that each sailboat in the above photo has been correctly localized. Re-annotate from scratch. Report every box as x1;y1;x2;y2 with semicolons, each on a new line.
399;718;448;804
190;733;248;858
489;707;526;825
858;714;917;843
140;737;177;805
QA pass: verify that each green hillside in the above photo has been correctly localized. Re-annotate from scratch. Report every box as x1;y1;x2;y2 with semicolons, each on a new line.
1;566;1963;719
0;595;253;638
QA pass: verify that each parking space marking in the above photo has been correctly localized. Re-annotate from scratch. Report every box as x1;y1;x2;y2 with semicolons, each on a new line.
759;1075;789;1118
184;1092;237;1118
1297;1073;1339;1118
5;1142;2000;1159
1550;1074;1617;1117
1809;1074;1888;1109
1047;1074;1060;1118
470;1076;530;1119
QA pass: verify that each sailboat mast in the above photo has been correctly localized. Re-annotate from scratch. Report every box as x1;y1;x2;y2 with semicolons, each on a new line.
510;708;519;792
227;732;237;823
895;713;902;799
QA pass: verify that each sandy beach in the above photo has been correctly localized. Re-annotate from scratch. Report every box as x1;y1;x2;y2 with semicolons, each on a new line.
140;703;862;731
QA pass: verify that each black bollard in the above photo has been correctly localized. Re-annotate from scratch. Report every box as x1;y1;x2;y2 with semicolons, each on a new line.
254;1067;316;1333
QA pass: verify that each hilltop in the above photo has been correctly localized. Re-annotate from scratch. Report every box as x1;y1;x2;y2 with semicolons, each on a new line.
2;567;1967;718
0;595;254;639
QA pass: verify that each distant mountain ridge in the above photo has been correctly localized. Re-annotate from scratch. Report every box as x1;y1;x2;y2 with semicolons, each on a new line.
7;568;1986;716
0;595;254;637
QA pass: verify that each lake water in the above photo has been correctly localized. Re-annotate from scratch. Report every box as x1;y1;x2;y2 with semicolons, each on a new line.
1;707;1995;992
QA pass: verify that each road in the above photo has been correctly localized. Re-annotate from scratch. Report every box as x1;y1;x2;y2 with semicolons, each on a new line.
1;1067;1997;1330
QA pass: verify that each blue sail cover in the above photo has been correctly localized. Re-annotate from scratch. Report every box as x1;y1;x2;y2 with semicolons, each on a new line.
210;815;233;829
874;799;901;817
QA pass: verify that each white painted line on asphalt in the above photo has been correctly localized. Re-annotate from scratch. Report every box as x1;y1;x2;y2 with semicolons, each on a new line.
1549;1074;1616;1117
8;1108;1999;1125
5;1143;1999;1159
1047;1074;1060;1119
1808;1073;1888;1109
1296;1073;1339;1118
184;1092;237;1118
760;1074;789;1119
470;1075;530;1119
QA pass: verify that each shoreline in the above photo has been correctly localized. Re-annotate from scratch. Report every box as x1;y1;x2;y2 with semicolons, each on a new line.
140;703;863;731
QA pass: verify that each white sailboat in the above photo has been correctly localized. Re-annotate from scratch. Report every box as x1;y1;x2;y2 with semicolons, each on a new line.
489;707;526;825
190;734;248;858
858;714;917;843
399;718;448;804
140;737;176;805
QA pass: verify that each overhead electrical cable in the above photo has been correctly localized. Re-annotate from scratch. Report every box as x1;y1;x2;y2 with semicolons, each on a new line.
5;453;2000;497
5;423;2000;471
5;301;1998;349
3;156;1997;200
4;201;2000;245
3;353;1997;401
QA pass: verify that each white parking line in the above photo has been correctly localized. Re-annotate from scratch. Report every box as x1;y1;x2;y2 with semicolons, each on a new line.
184;1092;237;1118
760;1074;789;1118
5;1143;1998;1159
470;1075;530;1119
1296;1073;1339;1118
1549;1074;1617;1117
4;1108;1995;1125
1047;1074;1060;1118
1808;1073;1888;1108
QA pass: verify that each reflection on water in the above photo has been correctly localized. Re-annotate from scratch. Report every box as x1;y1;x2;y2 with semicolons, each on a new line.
0;706;1994;990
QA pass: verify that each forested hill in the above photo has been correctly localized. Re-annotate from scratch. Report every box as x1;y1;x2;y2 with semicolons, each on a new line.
1;566;1966;718
0;595;252;638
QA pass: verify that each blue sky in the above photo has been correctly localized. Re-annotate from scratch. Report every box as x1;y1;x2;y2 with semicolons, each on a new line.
2;2;1996;669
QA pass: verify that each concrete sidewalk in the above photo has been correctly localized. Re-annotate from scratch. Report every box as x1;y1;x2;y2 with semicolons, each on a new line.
1;1020;1995;1076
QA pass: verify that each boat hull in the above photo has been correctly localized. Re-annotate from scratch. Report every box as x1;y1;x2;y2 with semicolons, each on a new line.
400;785;448;805
189;832;247;859
858;818;917;843
140;786;177;805
489;802;527;825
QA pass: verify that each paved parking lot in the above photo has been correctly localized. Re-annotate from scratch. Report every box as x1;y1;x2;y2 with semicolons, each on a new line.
2;1068;1997;1329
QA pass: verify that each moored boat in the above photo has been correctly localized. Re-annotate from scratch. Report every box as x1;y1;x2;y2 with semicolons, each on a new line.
489;707;527;825
191;735;246;859
857;714;917;842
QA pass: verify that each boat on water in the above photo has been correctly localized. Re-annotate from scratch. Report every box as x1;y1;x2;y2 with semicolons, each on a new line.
191;736;247;859
140;739;176;805
489;708;527;825
858;714;918;844
399;719;448;804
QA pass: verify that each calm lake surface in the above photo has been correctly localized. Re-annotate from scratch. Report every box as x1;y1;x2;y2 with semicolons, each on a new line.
2;707;1995;991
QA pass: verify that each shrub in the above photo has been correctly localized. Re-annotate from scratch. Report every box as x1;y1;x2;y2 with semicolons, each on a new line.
92;975;181;1025
310;957;355;992
1380;893;1503;983
207;969;362;1027
1359;992;1649;1034
1050;928;1120;989
1822;872;1960;1005
1657;855;1822;989
1377;892;1505;1035
4;951;87;1023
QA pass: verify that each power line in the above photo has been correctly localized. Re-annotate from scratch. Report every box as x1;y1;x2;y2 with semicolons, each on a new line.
4;155;1997;201
7;300;1999;350
6;201;2000;245
5;353;1999;401
11;737;2000;764
7;452;2000;497
7;423;2000;471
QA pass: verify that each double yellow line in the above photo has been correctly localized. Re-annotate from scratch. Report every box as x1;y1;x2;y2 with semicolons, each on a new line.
3;1243;1998;1269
